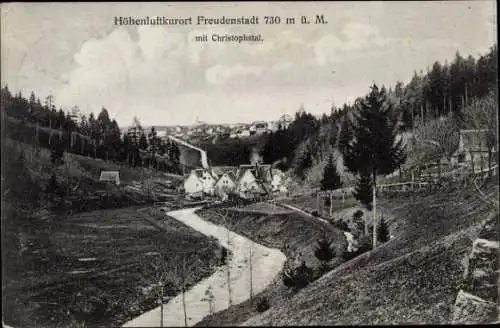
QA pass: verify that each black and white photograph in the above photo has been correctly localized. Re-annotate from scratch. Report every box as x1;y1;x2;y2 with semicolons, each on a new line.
1;1;498;327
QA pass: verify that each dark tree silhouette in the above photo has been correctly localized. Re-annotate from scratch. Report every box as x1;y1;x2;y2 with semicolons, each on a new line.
377;217;390;243
320;155;342;191
344;84;406;247
314;238;335;273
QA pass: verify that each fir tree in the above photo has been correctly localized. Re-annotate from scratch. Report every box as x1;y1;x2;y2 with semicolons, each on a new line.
377;217;390;243
353;170;373;211
320;155;342;191
344;84;406;248
352;210;366;235
50;139;65;165
314;238;335;273
139;132;148;150
338;115;353;154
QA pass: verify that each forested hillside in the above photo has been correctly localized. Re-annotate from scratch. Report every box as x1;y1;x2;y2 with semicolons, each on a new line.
247;44;498;187
1;88;181;173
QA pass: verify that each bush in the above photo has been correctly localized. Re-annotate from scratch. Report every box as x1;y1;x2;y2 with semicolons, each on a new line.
254;297;270;313
352;210;365;233
220;247;228;265
314;238;335;267
282;261;315;291
332;219;350;231
377;217;390;243
342;235;372;261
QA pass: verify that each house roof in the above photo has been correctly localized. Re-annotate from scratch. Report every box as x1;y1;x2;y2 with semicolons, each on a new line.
226;171;237;182
237;168;255;181
460;129;493;152
212;166;238;177
99;171;120;183
192;169;204;179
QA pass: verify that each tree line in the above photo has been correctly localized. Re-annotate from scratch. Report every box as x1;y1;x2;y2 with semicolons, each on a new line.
262;43;498;182
1;86;182;173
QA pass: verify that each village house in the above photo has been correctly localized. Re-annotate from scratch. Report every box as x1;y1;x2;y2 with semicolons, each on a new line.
235;168;266;199
182;161;287;201
452;129;496;169
214;172;237;200
99;171;120;185
183;170;203;199
250;121;268;135
183;168;217;198
270;169;288;195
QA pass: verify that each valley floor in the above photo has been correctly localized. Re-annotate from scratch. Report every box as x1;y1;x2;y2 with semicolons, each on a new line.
2;206;220;328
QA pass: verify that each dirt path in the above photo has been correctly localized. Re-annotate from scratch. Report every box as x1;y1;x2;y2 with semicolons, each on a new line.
122;206;287;327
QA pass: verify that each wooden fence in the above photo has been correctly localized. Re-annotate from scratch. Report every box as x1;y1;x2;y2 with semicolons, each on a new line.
315;164;498;216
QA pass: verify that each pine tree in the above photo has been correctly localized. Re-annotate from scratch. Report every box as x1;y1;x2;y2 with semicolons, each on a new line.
377;217;390;243
320;155;342;191
344;84;406;248
352;210;366;235
314;238;335;272
353;171;373;211
50;138;65;165
338;115;353;154
139;132;148;150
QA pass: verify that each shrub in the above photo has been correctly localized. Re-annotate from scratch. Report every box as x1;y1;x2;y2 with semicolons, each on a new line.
220;247;228;265
342;235;372;261
336;220;350;231
254;297;270;313
352;210;365;233
314;238;335;273
282;261;315;291
377;217;390;243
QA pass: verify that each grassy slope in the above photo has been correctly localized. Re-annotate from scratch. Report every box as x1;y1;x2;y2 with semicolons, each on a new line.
5;139;183;191
243;178;499;325
194;203;346;326
2;206;221;328
2;140;217;327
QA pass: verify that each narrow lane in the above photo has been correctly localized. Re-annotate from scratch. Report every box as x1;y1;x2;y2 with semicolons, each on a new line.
123;206;286;327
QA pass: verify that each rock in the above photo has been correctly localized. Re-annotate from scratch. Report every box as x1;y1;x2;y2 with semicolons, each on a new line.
452;290;497;324
463;237;499;302
477;212;499;241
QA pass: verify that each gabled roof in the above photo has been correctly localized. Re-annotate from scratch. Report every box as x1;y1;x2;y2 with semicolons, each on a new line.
226;171;237;182
192;169;204;178
211;166;238;177
237;168;255;182
216;171;237;184
460;129;493;152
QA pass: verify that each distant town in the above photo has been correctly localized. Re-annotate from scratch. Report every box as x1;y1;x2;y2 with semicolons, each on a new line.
120;113;295;145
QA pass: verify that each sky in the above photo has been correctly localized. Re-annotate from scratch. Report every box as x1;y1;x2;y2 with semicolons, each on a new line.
1;1;497;127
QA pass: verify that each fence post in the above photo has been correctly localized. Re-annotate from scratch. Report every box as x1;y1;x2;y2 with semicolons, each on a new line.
317;192;321;216
329;192;333;217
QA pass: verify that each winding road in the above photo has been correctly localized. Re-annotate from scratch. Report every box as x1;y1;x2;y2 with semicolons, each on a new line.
123;206;286;327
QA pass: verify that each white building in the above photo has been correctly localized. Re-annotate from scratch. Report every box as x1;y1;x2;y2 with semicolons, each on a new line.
238;130;251;138
214;172;237;199
236;169;265;199
251;121;268;135
183;170;203;198
270;169;288;195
